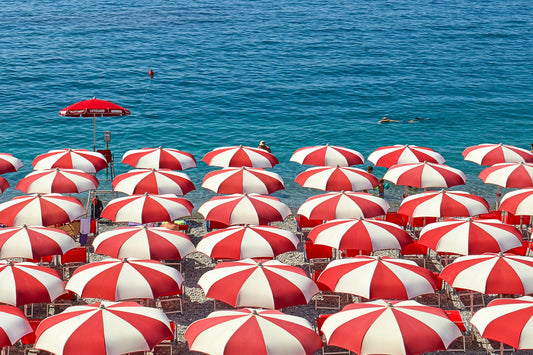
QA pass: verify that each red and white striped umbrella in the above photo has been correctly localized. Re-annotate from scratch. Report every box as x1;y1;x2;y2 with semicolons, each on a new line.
202;146;279;168
321;300;462;354
0;225;76;259
384;162;466;189
463;143;533;166
202;167;285;194
66;258;184;301
0;176;10;193
479;162;533;188
0;153;23;174
197;259;319;309
185;308;323;355
297;191;390;221
198;193;291;225
101;193;193;224
93;226;195;261
35;301;173;355
398;190;490;218
16;168;99;194
112;168;195;196
317;256;438;299
499;188;533;216
367;144;446;168
32;149;108;173
121;147;197;170
419;218;522;256
308;218;412;252
290;144;365;166
0;193;85;227
196;225;299;260
0;261;64;306
440;253;533;295
0;306;32;347
470;296;533;350
295;166;378;192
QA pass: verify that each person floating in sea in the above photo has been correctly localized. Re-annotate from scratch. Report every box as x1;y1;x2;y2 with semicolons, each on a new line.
258;140;272;153
378;116;399;124
530;143;533;154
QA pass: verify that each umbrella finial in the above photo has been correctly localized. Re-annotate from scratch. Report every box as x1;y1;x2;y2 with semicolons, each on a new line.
251;309;259;316
122;258;129;263
257;261;263;267
498;252;504;257
99;303;106;310
386;302;394;308
22;224;27;229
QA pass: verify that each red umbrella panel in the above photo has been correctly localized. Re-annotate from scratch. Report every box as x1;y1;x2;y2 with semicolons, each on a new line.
202;146;279;168
289;144;365;166
112;169;195;196
121;147;197;170
383;162;466;191
201;167;285;194
462;143;533;166
0;176;9;194
0;225;76;259
0;305;32;347
16;168;99;194
367;144;446;168
295;166;378;192
499;188;533;216
0;153;23;174
479;162;533;188
32;149;108;173
398;190;490;218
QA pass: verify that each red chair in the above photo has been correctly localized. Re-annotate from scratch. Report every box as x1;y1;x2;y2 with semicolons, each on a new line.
384;212;409;227
60;247;87;279
304;240;333;273
295;215;323;231
444;310;469;351
506;240;531;256
341;249;371;257
410;216;437;228
19;318;43;352
206;220;229;232
475;210;503;221
26;255;54;265
503;212;530;225
400;242;428;267
96;149;112;163
312;270;340;310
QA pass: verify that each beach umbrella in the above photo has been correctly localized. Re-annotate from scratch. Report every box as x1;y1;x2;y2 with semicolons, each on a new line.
308;218;412;252
202;145;279;168
367;144;445;168
440;253;533;296
0;225;76;259
32;149;108;173
0;177;10;193
462;143;533;166
0;153;23;174
35;301;172;355
499;188;533;216
0;260;64;306
470;296;533;350
92;226;195;261
320;300;462;354
297;191;390;221
317;256;438;300
121;147;197;170
198;193;291;225
479;162;533;206
0;193;85;227
398;190;490;218
295;166;378;192
418;218;522;256
101;193;193;224
197;259;319;309
59;98;130;152
196;225;299;260
201;167;285;194
16;168;99;194
289;144;365;166
0;306;32;347
185;308;323;355
66;258;184;301
112;168;195;196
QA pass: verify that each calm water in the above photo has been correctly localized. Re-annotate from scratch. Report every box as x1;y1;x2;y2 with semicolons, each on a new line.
1;0;532;210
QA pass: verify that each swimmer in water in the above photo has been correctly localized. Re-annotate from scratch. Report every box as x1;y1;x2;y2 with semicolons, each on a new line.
379;116;399;124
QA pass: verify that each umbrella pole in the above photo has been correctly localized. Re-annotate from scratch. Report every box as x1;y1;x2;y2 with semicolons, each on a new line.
93;114;96;152
496;186;501;209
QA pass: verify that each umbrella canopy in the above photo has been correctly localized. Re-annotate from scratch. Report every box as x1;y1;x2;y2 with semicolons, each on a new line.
112;168;195;196
0;305;32;347
398;190;490;218
0;176;9;193
317;256;438;300
121;147;197;170
197;259;319;309
499;188;533;216
297;191;390;221
479;162;533;188
367;144;446;168
289;144;365;166
295;166;378;192
66;258;184;301
101;193;193;224
32;149;108;173
202;167;285;194
418;218;522;256
308;218;412;252
0;193;85;227
321;300;462;355
0;153;23;174
196;225;299;260
185;308;323;355
470;296;533;350
440;253;533;295
0;260;64;306
93;226;195;261
35;301;172;355
462;143;533;166
383;162;466;189
59;98;130;152
0;225;76;259
202;146;279;168
198;193;291;225
16;168;99;194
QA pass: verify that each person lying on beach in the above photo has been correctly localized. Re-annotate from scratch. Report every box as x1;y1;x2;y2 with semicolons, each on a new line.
378;116;399;124
258;140;272;152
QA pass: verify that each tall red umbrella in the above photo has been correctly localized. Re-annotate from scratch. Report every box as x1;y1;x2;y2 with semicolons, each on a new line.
32;149;108;173
121;147;197;170
367;144;445;168
398;190;490;218
290;144;365;166
463;143;533;166
295;166;378;192
202;146;279;168
59;98;130;152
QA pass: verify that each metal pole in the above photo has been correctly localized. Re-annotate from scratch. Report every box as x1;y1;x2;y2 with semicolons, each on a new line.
93;114;96;151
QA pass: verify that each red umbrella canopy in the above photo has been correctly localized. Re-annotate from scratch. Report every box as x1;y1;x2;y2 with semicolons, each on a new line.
499;188;533;216
462;143;533;166
121;147;197;170
16;168;99;194
290;144;365;166
383;162;466;189
367;144;446;168
0;305;32;347
32;149;108;173
202;146;279;168
295;166;378;192
0;153;23;174
202;167;285;194
479;162;533;188
112;169;195;196
59;98;130;117
0;225;76;259
398;190;490;218
0;177;10;194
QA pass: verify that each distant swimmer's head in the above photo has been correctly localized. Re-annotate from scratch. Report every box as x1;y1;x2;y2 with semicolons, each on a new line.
260;141;266;145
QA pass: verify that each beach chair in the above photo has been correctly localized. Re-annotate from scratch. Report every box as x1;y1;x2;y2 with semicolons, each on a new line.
506;240;531;256
400;242;428;267
25;255;54;266
384;212;409;227
206;220;229;232
444;310;469;352
295;215;323;232
315;314;350;355
60;247;88;280
19;319;43;355
475;210;503;221
340;249;371;258
304;240;333;273
158;290;183;315
47;282;76;315
312;270;341;311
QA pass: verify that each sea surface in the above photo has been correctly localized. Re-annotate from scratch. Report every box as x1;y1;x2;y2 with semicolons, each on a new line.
1;0;532;210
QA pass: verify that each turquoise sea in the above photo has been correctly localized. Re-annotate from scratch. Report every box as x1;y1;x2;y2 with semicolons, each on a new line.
2;0;532;210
